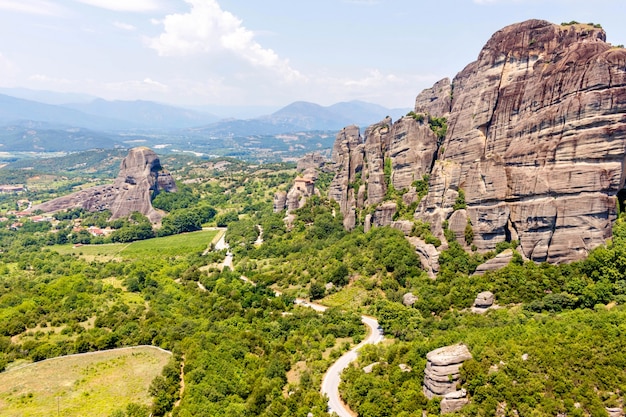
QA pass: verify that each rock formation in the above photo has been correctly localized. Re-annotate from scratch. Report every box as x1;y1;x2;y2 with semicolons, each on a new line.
423;344;472;413
32;147;176;222
402;292;418;306
473;291;495;308
328;19;626;265
296;152;327;173
274;152;325;214
473;249;515;275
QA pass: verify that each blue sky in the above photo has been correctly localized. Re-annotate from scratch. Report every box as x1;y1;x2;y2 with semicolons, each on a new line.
0;0;624;112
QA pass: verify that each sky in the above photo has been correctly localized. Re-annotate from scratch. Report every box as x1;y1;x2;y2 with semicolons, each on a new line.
0;0;625;114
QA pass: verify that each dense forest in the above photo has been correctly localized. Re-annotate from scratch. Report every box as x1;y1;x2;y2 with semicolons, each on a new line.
0;150;625;416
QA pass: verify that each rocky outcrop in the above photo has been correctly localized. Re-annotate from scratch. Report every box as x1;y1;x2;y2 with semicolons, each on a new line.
274;175;319;213
408;237;440;278
606;407;624;417
402;292;418;306
414;77;453;117
328;115;437;231
473;291;495;308
473;250;515;275
297;152;327;172
329;19;626;265
273;191;287;212
389;116;439;190
441;389;470;414
32;147;176;222
423;344;472;399
414;20;626;264
328;125;364;230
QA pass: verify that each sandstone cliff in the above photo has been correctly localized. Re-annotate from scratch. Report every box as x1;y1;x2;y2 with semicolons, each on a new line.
329;19;626;265
32;147;177;223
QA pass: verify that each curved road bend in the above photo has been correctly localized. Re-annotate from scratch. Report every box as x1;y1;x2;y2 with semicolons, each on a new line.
321;315;384;417
219;230;383;416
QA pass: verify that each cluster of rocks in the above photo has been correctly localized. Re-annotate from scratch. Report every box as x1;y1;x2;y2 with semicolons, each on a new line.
423;344;473;414
327;19;626;266
274;153;325;214
31;147;177;223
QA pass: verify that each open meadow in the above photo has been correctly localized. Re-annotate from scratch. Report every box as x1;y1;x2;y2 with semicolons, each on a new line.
51;229;220;261
0;346;171;417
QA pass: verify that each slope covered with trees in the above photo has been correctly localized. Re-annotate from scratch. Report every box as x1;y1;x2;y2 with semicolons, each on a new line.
1;151;626;416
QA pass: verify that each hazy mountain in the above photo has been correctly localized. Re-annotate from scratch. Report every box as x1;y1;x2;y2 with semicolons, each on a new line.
196;100;411;136
0;121;123;152
63;99;220;129
186;104;279;119
0;87;95;105
0;94;133;130
0;91;409;153
261;100;409;130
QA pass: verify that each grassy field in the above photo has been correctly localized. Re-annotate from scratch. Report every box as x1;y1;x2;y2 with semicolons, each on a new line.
321;284;371;310
52;229;220;261
0;346;171;417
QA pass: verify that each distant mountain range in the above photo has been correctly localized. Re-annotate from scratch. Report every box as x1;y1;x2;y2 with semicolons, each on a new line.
0;90;410;153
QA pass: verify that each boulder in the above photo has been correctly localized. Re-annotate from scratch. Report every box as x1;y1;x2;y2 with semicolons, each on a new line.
391;220;413;235
398;363;412;372
363;362;380;374
473;291;495;308
423;344;473;399
606;407;624;417
402;292;418;306
441;390;469;414
473;249;515;275
371;202;397;227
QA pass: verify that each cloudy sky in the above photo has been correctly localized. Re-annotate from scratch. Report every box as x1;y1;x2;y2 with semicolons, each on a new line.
0;0;624;113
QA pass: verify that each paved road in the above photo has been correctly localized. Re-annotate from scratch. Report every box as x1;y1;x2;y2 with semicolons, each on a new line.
320;315;384;417
214;227;383;416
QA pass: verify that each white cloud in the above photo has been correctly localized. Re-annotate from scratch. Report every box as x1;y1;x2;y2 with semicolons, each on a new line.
305;70;441;107
73;0;161;12
142;78;168;90
148;0;304;82
0;53;18;79
105;78;169;94
113;21;137;31
29;74;73;85
0;0;65;16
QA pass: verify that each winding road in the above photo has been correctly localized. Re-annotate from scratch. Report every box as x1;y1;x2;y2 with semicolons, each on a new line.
321;315;384;417
213;228;384;416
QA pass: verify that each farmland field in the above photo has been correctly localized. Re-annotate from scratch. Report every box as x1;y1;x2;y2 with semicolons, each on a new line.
51;228;221;261
0;346;171;417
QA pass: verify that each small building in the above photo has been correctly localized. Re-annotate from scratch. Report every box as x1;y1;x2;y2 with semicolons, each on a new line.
293;176;315;195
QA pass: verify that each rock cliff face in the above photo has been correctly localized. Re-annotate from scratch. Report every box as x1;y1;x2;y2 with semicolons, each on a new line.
328;115;439;230
32;147;176;222
329;19;626;264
